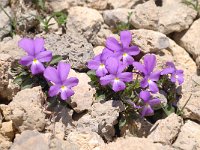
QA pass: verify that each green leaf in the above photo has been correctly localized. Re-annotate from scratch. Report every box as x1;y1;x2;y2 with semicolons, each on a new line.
20;77;33;90
53;12;67;26
49;55;63;65
119;117;127;129
96;94;106;101
163;104;175;116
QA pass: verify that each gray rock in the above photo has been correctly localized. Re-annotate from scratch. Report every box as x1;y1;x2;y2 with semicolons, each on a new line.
0;7;12;40
44;30;94;70
75;100;124;141
66;6;104;42
0;0;9;7
148;113;183;145
103;8;133;27
108;0;146;9
8;86;46;132
173;120;200;150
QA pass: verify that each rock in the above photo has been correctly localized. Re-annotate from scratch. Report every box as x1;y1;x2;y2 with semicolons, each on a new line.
100;136;174;150
93;46;105;55
158;0;197;34
130;1;159;31
130;0;197;34
0;121;15;140
148;113;183;145
86;0;108;10
67;131;104;150
0;7;12;40
0;111;2;124
47;0;70;12
0;104;12;121
8;86;46;132
107;0;145;9
66;6;104;42
68;69;95;113
91;24;113;46
0;54;19;100
103;8;132;27
44;30;94;70
0;0;9;7
174;19;200;68
0;35;24;60
173;120;200;150
130;29;170;53
75;100;124;141
0;135;12;150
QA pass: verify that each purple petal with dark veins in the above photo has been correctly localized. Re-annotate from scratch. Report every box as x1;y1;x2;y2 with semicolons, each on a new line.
96;66;108;77
118;72;133;82
141;105;154;117
149;71;161;81
57;62;70;82
161;67;175;75
64;77;79;88
149;81;159;93
148;98;160;106
133;62;147;74
44;67;60;84
36;50;52;62
106;37;122;52
112;80;126;92
48;85;61;97
30;61;45;75
60;88;74;100
34;38;45;54
100;74;115;85
120;30;132;48
144;54;156;74
140;77;148;88
18;38;35;56
19;55;34;66
125;46;140;56
140;91;151;102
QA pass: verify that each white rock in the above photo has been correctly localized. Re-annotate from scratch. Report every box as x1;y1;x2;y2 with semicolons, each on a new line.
93;46;105;55
0;7;11;40
108;0;145;9
67;6;104;42
68;69;96;113
173;120;200;150
148;113;183;145
8;86;46;132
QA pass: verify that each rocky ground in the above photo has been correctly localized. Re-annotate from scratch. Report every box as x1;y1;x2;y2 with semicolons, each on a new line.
0;0;200;150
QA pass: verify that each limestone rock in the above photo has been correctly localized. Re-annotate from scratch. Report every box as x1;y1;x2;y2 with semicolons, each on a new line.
108;0;145;9
103;8;133;27
174;19;200;68
0;7;11;40
173;120;200;150
75;100;124;141
93;46;105;55
0;121;15;140
0;135;12;150
0;54;19;100
100;136;174;150
8;86;46;132
148;113;183;145
67;6;104;42
44;30;94;70
67;131;104;150
131;29;170;53
0;0;9;7
68;69;95;113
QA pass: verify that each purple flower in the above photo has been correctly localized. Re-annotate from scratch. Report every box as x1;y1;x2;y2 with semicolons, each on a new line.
133;54;160;93
87;48;113;77
19;38;52;75
139;91;160;117
44;62;79;100
100;57;133;92
161;62;184;85
106;30;140;65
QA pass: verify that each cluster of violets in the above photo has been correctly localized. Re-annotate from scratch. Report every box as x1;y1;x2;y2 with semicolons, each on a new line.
88;30;184;117
18;38;79;100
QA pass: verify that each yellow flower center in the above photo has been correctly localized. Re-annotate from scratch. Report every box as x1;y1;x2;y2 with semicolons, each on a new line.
175;75;178;79
148;79;152;83
33;58;38;64
99;64;105;68
123;53;128;57
61;85;67;91
114;78;120;82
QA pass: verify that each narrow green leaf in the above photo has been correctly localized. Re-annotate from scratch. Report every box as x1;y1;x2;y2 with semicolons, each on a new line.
49;55;63;65
20;77;33;90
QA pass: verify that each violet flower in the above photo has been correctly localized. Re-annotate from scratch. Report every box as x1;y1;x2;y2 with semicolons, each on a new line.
106;30;140;65
161;62;184;85
100;57;133;92
133;54;160;93
139;91;160;117
44;62;79;100
19;38;52;75
87;48;113;77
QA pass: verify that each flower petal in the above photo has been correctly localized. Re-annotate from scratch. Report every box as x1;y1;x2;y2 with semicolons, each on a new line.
34;38;45;54
101;48;114;61
149;71;161;81
120;30;132;48
60;88;74;100
161;67;175;75
144;54;156;74
149;81;159;93
166;62;175;68
112;80;126;92
18;38;34;56
125;46;140;56
48;85;61;97
31;61;45;75
57;62;70;82
118;72;133;82
123;54;134;65
100;74;115;85
44;67;60;84
87;60;101;70
106;37;121;52
64;77;79;88
141;105;154;117
96;66;108;77
140;77;148;88
140;91;151;102
176;70;184;85
106;57;119;75
133;62;147;74
19;55;33;66
149;98;160;106
36;50;52;62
